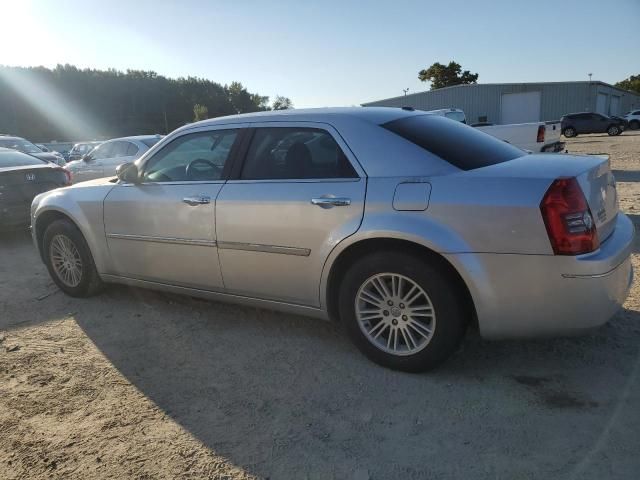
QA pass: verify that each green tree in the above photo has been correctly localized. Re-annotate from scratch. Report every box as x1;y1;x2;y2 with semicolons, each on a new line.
193;103;208;121
418;61;478;90
272;95;293;110
615;75;640;94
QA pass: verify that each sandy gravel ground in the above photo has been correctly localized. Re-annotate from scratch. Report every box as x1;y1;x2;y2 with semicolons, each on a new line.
1;132;639;480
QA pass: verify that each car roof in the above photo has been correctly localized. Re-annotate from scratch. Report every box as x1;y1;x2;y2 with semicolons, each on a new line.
188;107;420;128
0;135;26;141
105;135;163;142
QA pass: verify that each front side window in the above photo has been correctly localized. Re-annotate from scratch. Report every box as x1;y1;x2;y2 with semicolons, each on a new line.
240;127;357;180
91;142;115;160
143;129;238;182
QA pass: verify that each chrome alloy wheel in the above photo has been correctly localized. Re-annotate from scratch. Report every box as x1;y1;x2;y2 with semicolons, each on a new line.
50;234;83;287
355;273;436;356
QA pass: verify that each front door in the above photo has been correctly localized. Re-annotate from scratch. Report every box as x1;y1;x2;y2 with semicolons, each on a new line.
104;126;242;290
216;123;366;306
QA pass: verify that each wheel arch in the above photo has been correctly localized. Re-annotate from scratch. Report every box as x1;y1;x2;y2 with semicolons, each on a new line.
323;237;477;328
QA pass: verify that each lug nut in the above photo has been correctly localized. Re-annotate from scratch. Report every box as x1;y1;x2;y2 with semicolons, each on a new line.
402;315;407;321
399;303;405;308
387;300;393;306
383;310;389;316
392;319;398;326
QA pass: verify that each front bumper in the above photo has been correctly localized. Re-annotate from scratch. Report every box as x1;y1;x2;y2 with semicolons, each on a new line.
446;213;635;340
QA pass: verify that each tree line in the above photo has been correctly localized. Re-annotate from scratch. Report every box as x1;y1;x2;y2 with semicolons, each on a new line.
0;64;292;142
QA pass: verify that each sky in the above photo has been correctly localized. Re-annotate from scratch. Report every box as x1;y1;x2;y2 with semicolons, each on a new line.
1;0;638;108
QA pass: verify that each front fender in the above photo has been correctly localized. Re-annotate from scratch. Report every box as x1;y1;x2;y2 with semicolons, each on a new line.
32;185;113;273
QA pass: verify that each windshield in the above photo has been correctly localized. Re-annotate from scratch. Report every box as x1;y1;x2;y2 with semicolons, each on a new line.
444;111;466;123
0;138;42;154
383;114;524;170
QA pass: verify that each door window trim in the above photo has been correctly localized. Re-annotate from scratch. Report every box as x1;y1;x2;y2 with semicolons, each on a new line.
133;125;249;185
225;121;365;182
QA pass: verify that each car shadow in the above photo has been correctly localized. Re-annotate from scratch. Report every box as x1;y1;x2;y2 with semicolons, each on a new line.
74;285;640;479
613;170;640;182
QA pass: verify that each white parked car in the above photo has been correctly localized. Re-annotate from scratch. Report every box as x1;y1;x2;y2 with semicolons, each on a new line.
426;108;564;153
65;135;163;182
623;109;640;130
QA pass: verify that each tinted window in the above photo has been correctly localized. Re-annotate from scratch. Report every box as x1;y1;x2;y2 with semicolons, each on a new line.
241;128;357;180
141;137;162;148
634;111;640;115
444;111;466;123
383;114;524;171
126;142;139;156
0;150;46;167
143;129;238;182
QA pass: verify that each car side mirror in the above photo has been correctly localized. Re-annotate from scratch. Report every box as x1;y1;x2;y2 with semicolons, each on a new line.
116;162;140;183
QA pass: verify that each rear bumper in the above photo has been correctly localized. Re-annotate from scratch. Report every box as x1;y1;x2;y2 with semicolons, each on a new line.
446;213;635;340
541;141;566;153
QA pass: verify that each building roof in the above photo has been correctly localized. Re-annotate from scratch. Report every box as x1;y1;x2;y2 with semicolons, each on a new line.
362;80;640;106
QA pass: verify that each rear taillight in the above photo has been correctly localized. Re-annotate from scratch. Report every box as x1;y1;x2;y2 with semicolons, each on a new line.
59;168;72;185
540;178;599;255
536;125;545;143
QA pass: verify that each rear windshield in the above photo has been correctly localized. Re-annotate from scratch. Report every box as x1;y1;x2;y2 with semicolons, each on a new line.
0;150;46;167
382;114;524;171
141;137;161;148
0;138;42;154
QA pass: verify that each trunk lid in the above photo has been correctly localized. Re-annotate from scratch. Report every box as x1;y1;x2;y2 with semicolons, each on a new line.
471;153;618;242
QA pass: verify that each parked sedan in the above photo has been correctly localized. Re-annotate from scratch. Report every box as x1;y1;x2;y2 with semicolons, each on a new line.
0;136;66;166
561;112;625;137
65;135;162;182
31;108;634;372
0;148;70;229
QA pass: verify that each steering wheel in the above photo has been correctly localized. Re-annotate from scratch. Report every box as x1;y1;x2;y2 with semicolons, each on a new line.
185;158;222;180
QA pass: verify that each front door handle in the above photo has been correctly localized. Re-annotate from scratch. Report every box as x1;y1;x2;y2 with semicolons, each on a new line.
183;195;211;206
311;197;351;208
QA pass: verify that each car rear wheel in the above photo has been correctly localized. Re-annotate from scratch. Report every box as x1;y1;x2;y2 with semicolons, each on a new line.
338;251;468;372
629;120;640;130
563;127;576;138
43;219;103;297
607;125;620;136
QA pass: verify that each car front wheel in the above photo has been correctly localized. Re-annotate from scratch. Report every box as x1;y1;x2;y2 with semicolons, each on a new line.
607;125;620;136
339;251;468;372
43;219;103;297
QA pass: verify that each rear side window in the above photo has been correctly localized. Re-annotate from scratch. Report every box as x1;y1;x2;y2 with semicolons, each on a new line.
241;127;357;180
141;137;162;148
0;151;46;167
382;115;524;171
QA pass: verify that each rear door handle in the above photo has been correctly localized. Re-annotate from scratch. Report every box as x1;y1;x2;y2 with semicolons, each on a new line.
311;197;351;208
183;195;211;206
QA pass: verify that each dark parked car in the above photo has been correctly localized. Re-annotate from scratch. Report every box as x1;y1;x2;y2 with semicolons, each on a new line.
0;135;66;165
0;148;71;229
560;113;624;137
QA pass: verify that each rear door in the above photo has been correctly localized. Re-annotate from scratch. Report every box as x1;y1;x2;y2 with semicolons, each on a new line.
215;122;366;306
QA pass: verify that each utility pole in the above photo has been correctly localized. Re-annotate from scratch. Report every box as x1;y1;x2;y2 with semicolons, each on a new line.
403;88;409;97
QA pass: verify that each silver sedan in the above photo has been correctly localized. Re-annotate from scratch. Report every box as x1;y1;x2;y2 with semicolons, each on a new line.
31;108;635;371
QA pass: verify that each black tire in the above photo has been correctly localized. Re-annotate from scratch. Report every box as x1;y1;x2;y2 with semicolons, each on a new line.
629;120;640;130
338;251;468;372
563;127;576;138
607;125;620;136
42;219;103;297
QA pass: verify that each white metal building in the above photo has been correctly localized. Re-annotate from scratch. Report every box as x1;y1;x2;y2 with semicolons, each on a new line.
362;81;640;125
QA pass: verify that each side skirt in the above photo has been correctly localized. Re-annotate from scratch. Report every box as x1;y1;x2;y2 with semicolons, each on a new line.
100;274;330;321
